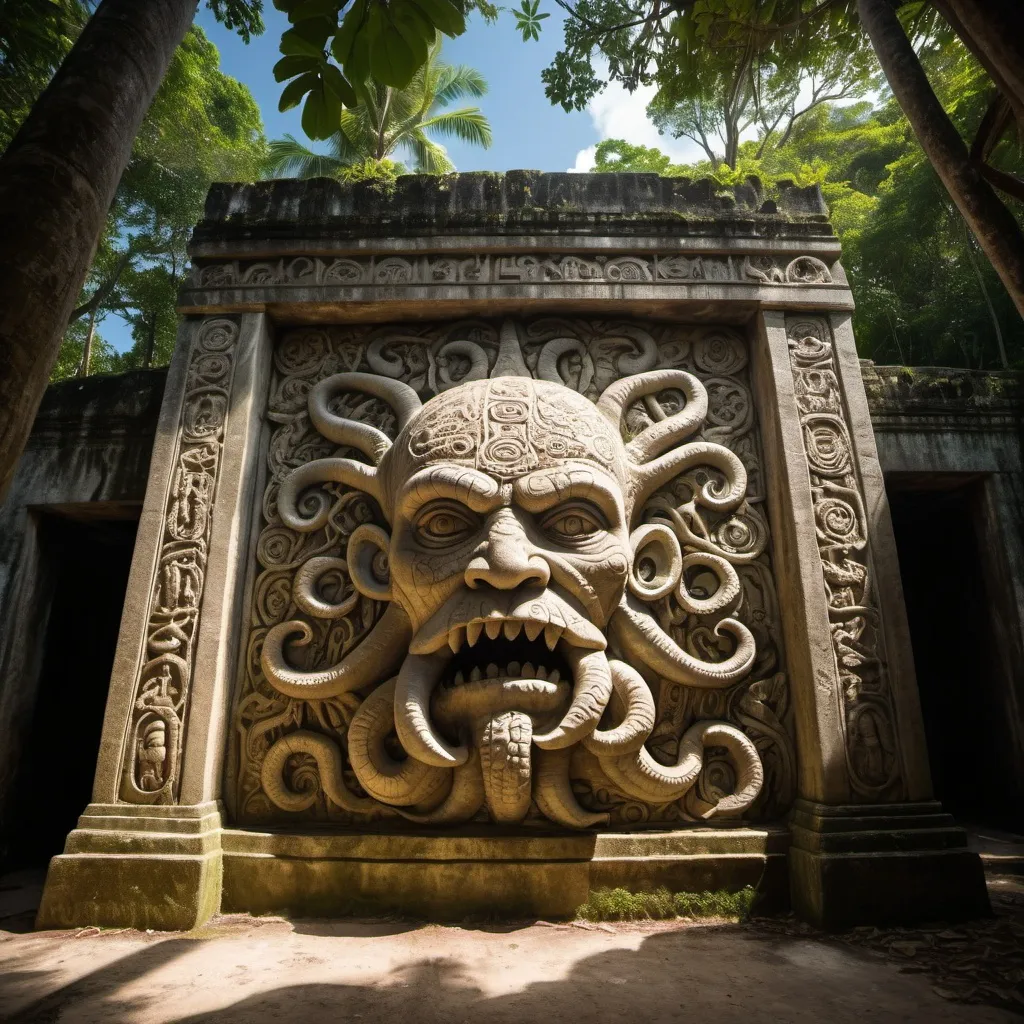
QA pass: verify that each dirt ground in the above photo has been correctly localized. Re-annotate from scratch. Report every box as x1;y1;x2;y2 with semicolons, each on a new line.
1;877;1022;1024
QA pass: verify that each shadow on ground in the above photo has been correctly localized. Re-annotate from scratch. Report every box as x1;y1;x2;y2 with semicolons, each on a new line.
1;877;1021;1023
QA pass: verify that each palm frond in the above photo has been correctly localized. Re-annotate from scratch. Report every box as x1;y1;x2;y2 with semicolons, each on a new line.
433;65;488;107
404;130;455;174
419;108;492;148
263;135;346;179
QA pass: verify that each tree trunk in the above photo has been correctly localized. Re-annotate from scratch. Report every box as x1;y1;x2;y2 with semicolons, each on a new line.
934;0;1024;131
0;0;197;502
143;315;157;369
858;0;1024;320
78;308;97;378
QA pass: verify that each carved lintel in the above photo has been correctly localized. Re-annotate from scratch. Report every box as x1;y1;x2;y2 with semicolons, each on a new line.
190;253;839;291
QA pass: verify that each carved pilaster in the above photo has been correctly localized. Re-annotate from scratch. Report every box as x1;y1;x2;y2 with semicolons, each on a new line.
784;315;904;801
119;317;241;804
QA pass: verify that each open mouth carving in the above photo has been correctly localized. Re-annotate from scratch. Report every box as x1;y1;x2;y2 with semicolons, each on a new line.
410;587;607;656
440;631;572;687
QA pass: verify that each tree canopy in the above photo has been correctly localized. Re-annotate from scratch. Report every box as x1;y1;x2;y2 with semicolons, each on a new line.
595;37;1023;369
41;22;268;379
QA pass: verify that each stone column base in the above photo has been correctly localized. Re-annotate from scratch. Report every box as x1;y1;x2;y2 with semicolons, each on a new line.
789;800;990;929
36;801;223;931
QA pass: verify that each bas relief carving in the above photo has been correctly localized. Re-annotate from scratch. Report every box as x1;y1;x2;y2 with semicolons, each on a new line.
191;252;836;291
227;318;794;828
123;316;240;803
786;316;904;799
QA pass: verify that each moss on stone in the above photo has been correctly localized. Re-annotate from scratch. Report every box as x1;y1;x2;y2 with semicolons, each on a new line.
576;886;757;923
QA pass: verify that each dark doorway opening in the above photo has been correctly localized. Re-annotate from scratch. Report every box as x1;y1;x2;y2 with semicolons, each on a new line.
4;513;137;870
887;477;1018;831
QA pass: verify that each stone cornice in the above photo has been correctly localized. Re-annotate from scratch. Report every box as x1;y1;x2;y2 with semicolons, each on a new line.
191;172;835;252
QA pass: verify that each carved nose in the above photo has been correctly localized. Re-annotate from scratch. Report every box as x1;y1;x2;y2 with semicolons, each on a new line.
465;509;550;590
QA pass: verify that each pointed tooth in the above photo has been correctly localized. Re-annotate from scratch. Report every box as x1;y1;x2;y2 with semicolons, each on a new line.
466;622;483;647
507;661;521;677
454;670;464;685
548;668;560;684
535;665;545;679
470;667;482;682
486;663;500;679
448;627;464;654
544;625;561;651
524;621;543;642
522;662;535;678
503;620;521;641
485;620;502;641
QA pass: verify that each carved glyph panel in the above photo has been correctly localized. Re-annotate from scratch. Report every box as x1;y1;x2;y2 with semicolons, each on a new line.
226;318;794;828
786;315;904;799
121;316;240;804
191;253;835;291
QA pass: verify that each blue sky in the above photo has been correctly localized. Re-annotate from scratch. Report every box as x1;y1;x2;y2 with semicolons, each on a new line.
103;6;704;352
193;5;703;173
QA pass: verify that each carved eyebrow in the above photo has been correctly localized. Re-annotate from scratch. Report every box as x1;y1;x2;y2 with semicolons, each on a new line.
514;467;624;520
397;466;502;520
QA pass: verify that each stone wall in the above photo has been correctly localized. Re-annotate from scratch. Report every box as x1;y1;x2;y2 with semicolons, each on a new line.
2;359;1020;856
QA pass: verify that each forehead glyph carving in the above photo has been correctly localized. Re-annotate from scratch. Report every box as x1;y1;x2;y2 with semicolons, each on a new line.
255;324;767;829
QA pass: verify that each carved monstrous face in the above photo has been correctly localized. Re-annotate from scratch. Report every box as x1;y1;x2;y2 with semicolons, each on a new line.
261;357;765;827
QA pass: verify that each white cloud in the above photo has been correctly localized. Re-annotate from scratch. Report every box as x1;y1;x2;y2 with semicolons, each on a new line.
570;145;597;172
568;77;707;172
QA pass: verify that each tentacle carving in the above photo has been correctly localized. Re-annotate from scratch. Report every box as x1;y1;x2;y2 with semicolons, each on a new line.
261;729;377;814
292;556;359;619
534;747;609;828
310;372;421;463
437;339;489;389
347;679;452;807
610;594;755;688
599;720;762;813
582;659;656;757
675;552;742;616
597;369;707;462
277;457;383;531
261;605;411;700
632;441;747;516
533;648;613;750
394;652;469;767
538;337;595;394
398;748;485;825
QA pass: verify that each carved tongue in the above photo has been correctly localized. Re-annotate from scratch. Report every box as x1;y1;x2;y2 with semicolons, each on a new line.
477;712;533;824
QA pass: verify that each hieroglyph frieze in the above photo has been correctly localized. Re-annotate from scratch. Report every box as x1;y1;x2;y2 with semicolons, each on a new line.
227;318;795;828
191;253;835;291
121;317;240;804
786;316;904;799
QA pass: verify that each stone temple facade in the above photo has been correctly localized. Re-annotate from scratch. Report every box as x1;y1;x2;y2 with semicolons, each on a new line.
1;172;1020;930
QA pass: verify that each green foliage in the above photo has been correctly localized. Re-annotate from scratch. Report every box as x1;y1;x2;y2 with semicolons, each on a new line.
594;42;1023;369
272;0;497;139
535;0;935;114
49;316;120;380
513;0;548;42
576;886;757;923
0;0;88;150
43;25;267;381
265;41;489;175
592;139;686;175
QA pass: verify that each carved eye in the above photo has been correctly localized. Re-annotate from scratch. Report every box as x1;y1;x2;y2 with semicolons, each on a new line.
415;501;478;547
540;502;607;542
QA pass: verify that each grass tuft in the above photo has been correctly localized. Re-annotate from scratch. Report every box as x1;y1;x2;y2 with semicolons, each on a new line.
576;886;757;923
